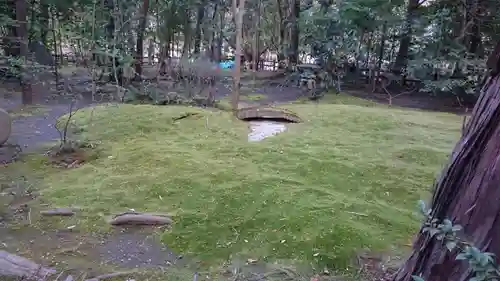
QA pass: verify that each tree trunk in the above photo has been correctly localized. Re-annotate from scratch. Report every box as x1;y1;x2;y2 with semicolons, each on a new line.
392;0;419;74
16;0;33;105
51;7;59;86
39;0;50;45
193;2;206;54
392;41;500;281
276;0;286;66
231;0;246;113
3;0;19;57
135;0;150;77
182;11;191;57
287;0;299;64
252;0;261;78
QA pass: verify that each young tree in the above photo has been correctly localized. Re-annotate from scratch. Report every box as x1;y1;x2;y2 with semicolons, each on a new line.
392;41;500;281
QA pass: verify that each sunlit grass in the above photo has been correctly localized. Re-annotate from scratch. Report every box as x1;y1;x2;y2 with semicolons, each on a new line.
12;94;461;272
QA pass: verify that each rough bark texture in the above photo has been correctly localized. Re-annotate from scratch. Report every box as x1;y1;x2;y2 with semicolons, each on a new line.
393;41;500;281
134;0;150;77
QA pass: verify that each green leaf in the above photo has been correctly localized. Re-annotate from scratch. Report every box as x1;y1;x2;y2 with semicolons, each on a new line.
445;242;457;252
429;228;440;237
456;253;468;260
412;276;425;281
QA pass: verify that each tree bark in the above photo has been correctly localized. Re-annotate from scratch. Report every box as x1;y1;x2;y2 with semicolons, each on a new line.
392;0;419;74
39;0;50;45
16;0;33;105
287;0;299;64
231;0;246;113
193;1;206;54
135;0;150;77
392;41;500;281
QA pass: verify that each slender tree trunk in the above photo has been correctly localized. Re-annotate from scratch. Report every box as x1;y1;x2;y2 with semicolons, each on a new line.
135;0;150;77
16;0;32;104
392;41;500;281
51;7;59;86
231;0;246;113
252;0;261;83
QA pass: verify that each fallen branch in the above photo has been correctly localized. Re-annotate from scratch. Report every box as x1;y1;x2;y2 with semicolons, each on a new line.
0;250;56;281
108;211;172;226
172;112;200;121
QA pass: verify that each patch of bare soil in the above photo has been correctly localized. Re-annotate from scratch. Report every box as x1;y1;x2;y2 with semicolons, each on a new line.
345;88;472;114
0;178;181;280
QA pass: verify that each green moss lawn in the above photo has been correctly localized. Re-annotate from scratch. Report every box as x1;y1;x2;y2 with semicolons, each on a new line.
19;94;461;272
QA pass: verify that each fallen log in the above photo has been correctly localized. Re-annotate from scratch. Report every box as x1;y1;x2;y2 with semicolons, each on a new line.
0;250;56;281
108;211;172;226
0;108;12;146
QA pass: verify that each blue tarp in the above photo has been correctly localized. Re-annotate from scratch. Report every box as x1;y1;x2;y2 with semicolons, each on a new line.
218;60;235;69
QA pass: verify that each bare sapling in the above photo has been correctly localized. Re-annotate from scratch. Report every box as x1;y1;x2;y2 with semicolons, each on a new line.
380;73;416;105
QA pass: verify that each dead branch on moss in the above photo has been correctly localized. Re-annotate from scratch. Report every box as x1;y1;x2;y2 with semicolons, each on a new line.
108;211;172;226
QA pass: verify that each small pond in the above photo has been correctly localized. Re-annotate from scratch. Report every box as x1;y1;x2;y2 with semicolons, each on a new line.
247;121;287;142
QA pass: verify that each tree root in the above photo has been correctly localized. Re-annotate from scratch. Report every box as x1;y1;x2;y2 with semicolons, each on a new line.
108;211;172;226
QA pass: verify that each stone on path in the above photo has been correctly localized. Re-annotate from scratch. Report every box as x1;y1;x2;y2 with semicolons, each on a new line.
0;108;12;146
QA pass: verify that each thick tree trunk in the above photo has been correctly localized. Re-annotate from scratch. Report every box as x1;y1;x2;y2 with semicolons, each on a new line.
288;0;299;64
392;0;419;74
392;41;500;281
